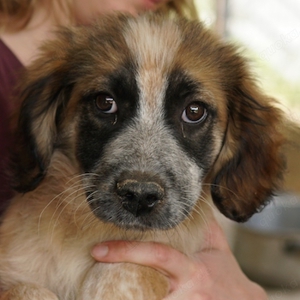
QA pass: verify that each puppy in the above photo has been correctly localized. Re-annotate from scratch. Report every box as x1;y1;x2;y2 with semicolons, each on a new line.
0;14;285;300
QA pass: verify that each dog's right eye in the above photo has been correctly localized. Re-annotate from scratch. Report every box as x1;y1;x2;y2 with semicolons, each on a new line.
95;93;118;114
181;102;207;124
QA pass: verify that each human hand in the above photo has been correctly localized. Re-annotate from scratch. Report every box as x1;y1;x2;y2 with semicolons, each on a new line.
91;220;267;300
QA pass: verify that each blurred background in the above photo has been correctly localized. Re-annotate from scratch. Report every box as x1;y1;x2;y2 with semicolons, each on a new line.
194;1;300;298
195;0;300;119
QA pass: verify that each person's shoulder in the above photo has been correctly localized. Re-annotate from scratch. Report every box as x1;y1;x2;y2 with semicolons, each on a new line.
0;38;24;102
0;39;23;73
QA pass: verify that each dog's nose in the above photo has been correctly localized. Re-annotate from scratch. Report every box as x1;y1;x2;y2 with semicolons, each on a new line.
116;176;164;217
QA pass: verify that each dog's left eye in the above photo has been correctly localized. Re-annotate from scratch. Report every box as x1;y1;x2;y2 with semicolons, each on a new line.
181;102;207;124
95;93;118;114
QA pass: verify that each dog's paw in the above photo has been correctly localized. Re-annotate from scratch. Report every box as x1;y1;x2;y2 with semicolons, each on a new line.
79;263;169;300
0;283;58;300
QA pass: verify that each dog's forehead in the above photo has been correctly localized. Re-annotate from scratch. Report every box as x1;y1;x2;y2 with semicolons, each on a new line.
124;18;182;71
122;18;182;112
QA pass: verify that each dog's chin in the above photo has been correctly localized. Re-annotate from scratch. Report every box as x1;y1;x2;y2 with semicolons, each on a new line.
88;198;189;232
93;209;186;232
103;219;166;232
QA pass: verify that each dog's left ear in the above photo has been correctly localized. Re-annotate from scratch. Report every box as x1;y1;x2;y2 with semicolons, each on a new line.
211;79;285;222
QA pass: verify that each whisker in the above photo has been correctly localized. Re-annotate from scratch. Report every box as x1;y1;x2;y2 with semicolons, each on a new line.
79;191;102;230
47;185;87;228
201;182;240;200
38;172;102;235
38;182;86;235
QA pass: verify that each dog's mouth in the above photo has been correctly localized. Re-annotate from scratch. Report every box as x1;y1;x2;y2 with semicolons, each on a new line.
85;170;198;231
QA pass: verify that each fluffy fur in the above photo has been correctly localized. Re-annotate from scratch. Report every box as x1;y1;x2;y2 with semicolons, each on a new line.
0;14;285;300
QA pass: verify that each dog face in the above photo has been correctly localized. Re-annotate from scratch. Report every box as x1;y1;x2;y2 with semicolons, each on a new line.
12;14;284;230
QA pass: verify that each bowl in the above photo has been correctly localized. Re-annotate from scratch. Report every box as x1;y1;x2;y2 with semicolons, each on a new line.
234;193;300;288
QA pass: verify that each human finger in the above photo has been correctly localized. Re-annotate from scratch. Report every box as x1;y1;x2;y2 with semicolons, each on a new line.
91;240;200;289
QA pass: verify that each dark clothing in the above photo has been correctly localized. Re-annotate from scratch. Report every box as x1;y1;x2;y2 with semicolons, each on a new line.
0;39;24;215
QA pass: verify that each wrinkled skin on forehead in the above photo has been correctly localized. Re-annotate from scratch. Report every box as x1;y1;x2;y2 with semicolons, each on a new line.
13;14;284;229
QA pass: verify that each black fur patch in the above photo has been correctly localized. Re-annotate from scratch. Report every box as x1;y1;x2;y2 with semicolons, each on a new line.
76;63;139;172
164;69;218;173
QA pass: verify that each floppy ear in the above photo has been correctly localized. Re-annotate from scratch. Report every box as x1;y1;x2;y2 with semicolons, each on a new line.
11;31;75;193
211;80;285;222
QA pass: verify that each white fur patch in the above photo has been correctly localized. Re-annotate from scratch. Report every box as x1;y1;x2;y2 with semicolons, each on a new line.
124;17;182;124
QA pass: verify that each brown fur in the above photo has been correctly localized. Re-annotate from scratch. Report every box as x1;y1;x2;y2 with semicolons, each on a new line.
0;14;285;300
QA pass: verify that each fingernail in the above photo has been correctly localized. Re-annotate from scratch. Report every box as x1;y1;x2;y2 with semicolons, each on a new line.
91;245;109;258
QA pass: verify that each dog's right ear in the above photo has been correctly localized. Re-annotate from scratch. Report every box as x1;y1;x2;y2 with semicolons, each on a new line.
210;82;285;222
11;30;75;193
